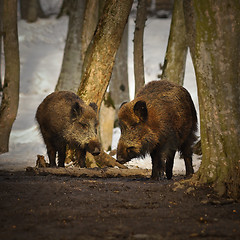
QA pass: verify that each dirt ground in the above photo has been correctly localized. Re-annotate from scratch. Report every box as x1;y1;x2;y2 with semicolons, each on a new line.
0;170;240;240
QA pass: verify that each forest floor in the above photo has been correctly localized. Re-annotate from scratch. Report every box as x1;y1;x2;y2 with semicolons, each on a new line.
0;170;240;240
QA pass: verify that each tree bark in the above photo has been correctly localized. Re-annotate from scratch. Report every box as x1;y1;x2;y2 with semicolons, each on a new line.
57;0;72;18
81;0;99;61
103;23;129;151
0;0;3;91
0;0;20;153
109;23;130;112
77;0;134;109
20;0;45;22
183;0;240;199
99;93;115;151
161;0;187;85
55;0;86;93
26;167;151;179
134;0;147;95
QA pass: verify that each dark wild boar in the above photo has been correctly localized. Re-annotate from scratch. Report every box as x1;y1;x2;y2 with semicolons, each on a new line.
117;80;197;180
36;91;101;167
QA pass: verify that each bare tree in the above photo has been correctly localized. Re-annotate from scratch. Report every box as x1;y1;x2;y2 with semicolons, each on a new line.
184;0;240;199
55;0;86;92
134;0;147;95
55;0;99;93
161;0;187;85
0;0;3;91
57;0;71;18
0;0;20;153
20;0;45;22
77;0;134;109
110;23;130;115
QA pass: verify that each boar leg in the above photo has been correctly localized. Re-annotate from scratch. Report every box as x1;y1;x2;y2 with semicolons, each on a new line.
150;148;165;180
76;149;86;168
57;144;66;167
46;143;57;167
165;150;176;180
184;157;194;177
40;128;56;167
180;141;194;177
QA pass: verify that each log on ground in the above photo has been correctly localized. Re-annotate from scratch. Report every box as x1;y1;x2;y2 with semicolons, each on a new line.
26;167;151;178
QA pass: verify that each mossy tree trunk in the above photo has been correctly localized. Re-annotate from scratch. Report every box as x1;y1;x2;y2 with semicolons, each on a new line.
184;0;240;199
134;0;147;95
78;0;134;109
161;0;187;85
0;0;20;153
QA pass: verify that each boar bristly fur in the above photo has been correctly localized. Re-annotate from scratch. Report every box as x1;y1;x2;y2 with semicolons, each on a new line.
117;80;198;180
36;91;101;167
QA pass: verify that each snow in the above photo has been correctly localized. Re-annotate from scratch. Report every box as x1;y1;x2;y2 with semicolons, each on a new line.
0;14;201;174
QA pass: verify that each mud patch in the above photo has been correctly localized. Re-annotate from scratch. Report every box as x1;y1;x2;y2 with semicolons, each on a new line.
0;171;239;240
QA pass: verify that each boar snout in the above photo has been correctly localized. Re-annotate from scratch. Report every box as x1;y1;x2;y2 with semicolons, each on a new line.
92;147;101;156
116;155;127;164
117;142;137;163
86;139;101;156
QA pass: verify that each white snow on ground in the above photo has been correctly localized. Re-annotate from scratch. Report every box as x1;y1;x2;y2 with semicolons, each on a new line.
0;14;201;174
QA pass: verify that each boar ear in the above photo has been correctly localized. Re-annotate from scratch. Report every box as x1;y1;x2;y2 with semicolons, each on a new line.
134;101;148;122
119;101;127;109
71;102;83;120
89;102;98;113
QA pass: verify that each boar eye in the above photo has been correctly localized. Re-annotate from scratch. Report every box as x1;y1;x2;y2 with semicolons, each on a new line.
80;123;88;128
127;147;136;154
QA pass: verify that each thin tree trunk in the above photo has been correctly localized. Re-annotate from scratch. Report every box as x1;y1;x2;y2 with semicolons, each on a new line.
55;0;86;93
134;0;147;95
100;23;130;151
57;0;71;18
0;0;20;153
81;0;99;61
77;0;134;109
55;0;98;93
184;0;240;199
110;23;130;115
0;0;3;91
161;0;187;85
20;0;45;22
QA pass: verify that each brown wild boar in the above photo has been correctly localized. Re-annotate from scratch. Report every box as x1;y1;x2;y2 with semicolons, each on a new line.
36;91;101;167
117;80;197;180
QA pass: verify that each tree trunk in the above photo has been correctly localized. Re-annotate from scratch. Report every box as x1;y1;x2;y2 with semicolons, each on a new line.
0;0;3;91
55;0;86;93
0;0;20;153
57;0;72;18
20;0;45;22
77;0;134;109
134;0;147;95
161;0;187;85
106;23;129;150
99;92;115;151
109;22;130;112
55;0;99;93
184;0;240;199
81;0;99;61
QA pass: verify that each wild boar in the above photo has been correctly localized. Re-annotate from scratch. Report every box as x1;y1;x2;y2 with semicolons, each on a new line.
117;80;197;180
36;91;101;167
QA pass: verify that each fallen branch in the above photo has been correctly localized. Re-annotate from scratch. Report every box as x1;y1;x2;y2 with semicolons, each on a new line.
26;166;151;178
